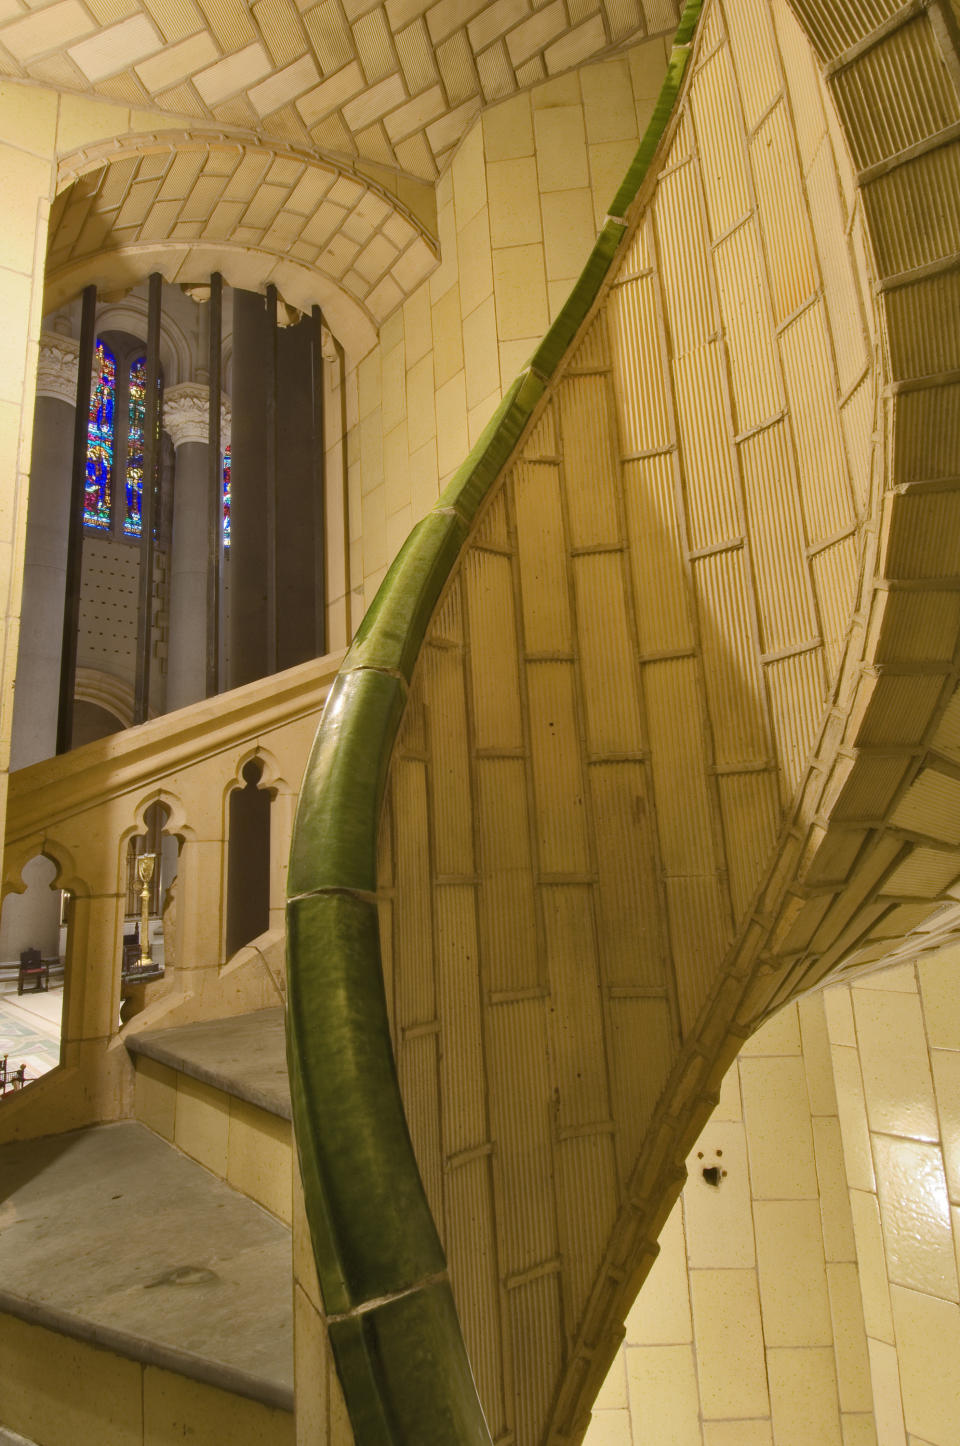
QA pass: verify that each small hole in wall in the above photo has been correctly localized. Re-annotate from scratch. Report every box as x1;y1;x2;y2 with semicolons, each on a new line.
702;1166;725;1187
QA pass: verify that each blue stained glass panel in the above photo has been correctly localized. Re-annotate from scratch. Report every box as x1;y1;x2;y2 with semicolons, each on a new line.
124;356;146;537
85;340;115;530
223;446;231;550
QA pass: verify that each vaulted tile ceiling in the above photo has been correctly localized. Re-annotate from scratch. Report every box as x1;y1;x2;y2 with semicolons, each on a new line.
0;0;678;179
45;134;439;339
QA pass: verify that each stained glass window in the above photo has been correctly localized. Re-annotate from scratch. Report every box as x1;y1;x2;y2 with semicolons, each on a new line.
85;340;115;530
223;446;231;550
124;356;147;537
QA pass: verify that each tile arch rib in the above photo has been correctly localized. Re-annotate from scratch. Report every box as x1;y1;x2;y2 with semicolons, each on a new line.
46;245;380;360
45;132;440;358
286;2;960;1445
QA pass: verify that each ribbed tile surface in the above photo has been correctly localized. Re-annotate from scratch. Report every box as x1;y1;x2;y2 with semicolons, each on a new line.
374;0;960;1440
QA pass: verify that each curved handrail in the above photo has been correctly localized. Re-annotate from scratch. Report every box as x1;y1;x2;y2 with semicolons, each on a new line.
284;5;703;1439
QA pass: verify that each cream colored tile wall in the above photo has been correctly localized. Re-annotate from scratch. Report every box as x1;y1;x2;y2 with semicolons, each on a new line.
0;84;59;915
824;952;960;1446
585;993;874;1446
585;955;960;1446
344;36;671;618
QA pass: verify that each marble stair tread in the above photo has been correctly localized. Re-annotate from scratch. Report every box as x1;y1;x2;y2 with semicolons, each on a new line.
127;1007;290;1119
0;1121;293;1411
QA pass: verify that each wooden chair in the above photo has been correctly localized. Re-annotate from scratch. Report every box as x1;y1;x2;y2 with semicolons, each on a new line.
17;948;48;995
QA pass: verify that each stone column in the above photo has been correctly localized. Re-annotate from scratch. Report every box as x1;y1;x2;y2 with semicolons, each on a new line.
164;383;230;712
10;331;80;770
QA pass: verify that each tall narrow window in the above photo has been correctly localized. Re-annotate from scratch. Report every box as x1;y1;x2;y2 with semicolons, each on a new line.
222;445;231;550
84;337;164;539
85;340;115;531
124;356;146;537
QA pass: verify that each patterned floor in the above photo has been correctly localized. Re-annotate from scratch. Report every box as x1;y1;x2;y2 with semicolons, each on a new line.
0;976;63;1094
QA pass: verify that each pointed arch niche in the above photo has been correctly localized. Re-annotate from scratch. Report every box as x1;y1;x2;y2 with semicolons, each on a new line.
225;758;274;961
120;798;182;1024
0;853;70;1095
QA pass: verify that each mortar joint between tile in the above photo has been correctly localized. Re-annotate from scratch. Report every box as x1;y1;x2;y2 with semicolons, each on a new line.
342;661;411;693
288;884;380;907
325;1268;450;1322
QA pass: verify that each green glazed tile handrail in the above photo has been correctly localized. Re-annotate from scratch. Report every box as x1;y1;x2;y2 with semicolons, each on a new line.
286;4;702;1439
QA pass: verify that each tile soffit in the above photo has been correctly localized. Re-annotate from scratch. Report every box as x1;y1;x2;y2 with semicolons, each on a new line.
24;0;679;339
47;130;438;343
0;0;680;180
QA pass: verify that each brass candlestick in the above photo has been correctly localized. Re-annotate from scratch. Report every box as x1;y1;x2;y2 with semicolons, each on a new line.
137;853;156;968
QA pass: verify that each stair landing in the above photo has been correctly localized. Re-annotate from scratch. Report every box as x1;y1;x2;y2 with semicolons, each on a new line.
0;1120;293;1409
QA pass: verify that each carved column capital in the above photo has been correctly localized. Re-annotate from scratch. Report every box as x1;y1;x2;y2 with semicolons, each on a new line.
37;332;81;404
164;383;232;449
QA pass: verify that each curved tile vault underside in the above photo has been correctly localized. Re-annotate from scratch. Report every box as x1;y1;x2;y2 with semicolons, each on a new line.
0;0;678;178
47;132;439;344
286;0;960;1441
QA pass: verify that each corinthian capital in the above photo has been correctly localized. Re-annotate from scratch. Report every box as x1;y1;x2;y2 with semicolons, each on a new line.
37;332;81;404
164;383;232;449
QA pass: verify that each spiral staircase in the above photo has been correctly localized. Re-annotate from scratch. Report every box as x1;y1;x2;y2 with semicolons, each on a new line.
3;0;960;1441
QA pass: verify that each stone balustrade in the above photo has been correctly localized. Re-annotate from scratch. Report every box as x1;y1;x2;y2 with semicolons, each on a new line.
0;649;344;1144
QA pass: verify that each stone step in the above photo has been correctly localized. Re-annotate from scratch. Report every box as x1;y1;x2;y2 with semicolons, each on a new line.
127;1008;293;1224
0;1121;293;1446
127;1008;290;1119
